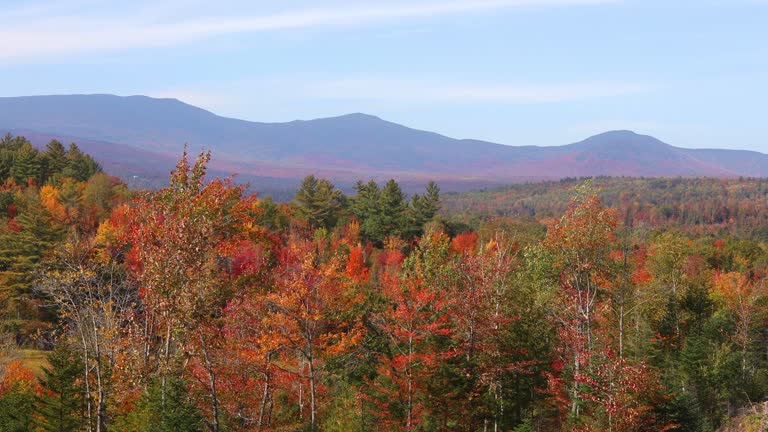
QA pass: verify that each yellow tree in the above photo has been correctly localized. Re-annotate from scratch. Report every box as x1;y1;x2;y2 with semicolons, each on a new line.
711;271;767;379
263;236;363;430
543;186;619;418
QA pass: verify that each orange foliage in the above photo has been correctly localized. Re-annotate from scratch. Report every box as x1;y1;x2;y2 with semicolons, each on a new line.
451;231;478;255
0;360;41;395
40;184;67;223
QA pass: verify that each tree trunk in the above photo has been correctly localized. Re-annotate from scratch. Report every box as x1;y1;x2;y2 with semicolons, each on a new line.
199;332;221;432
258;367;272;429
79;329;94;432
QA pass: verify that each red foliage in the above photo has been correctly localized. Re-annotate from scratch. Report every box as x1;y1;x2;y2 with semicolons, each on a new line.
450;231;478;255
370;272;456;430
0;360;41;396
345;245;370;282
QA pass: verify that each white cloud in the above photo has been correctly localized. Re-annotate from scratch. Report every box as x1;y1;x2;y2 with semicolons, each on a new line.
302;79;651;103
150;77;651;115
0;0;618;61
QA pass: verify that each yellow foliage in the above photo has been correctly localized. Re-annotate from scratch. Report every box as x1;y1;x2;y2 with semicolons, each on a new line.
39;184;67;222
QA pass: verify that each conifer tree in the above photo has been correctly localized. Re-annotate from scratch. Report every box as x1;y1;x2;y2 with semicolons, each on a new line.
293;175;343;230
0;200;64;342
63;144;100;181
36;345;85;432
42;140;67;182
351;180;382;244
10;142;42;184
408;181;441;237
114;378;204;432
0;383;36;432
378;179;408;240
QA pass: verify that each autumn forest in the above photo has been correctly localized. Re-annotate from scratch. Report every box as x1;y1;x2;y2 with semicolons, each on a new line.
3;133;768;432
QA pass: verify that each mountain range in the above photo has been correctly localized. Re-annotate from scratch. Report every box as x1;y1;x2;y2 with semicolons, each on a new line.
1;94;766;194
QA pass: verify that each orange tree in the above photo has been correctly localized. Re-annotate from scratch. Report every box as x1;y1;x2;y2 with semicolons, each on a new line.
123;150;258;432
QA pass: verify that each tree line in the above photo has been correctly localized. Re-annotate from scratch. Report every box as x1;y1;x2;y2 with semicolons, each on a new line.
443;176;768;241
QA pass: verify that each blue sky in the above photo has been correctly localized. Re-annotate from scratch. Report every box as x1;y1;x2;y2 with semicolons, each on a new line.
1;0;766;150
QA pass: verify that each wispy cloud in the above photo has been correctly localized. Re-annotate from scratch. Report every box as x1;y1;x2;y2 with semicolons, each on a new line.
151;76;651;114
302;78;651;104
0;0;618;61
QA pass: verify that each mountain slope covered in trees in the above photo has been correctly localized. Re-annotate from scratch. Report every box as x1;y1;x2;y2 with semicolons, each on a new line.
4;94;768;193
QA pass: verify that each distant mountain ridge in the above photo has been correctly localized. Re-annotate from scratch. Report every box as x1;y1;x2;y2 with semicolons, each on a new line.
1;94;767;192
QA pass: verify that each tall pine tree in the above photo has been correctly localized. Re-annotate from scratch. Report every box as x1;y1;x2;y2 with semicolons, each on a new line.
35;345;85;432
293;175;343;231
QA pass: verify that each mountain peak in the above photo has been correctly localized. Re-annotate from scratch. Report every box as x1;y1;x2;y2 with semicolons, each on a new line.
320;112;385;123
593;130;641;138
575;129;667;149
2;94;767;185
340;112;381;120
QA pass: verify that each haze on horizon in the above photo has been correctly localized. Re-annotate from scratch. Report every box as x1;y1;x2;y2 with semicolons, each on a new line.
1;0;766;151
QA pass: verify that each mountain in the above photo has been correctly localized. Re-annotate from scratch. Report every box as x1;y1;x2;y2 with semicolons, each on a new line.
2;94;767;193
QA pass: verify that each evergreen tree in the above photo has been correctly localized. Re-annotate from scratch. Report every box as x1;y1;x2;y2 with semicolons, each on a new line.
114;378;204;432
9;143;42;185
62;144;100;181
35;345;85;432
42;140;67;182
408;181;441;237
0;198;64;342
351;179;411;245
351;180;382;244
378;179;408;241
0;383;36;432
293;175;343;230
0;135;29;180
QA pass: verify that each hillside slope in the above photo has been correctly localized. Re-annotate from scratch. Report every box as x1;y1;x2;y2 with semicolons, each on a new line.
2;94;767;188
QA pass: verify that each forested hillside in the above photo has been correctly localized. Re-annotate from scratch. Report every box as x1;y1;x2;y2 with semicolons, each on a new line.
444;176;768;241
2;138;768;431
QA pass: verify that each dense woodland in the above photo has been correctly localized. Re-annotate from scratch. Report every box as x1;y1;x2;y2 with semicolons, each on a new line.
3;134;768;431
443;176;768;241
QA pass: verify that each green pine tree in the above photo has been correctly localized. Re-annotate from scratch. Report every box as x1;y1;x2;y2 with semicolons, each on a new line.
293;175;344;230
378;179;408;241
9;143;42;185
113;378;204;432
41;140;68;182
35;345;85;432
0;198;65;342
351;180;381;244
408;181;441;237
0;383;36;432
62;144;100;182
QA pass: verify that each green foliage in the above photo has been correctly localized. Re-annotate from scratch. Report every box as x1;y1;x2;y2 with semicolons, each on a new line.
293;175;344;230
351;178;440;245
0;136;100;187
113;378;204;432
408;180;441;237
351;179;383;245
35;345;85;432
42;140;67;180
10;143;43;185
0;199;64;343
61;143;100;182
0;383;36;432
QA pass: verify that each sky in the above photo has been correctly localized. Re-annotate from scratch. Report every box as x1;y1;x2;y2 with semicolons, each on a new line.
0;0;766;150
